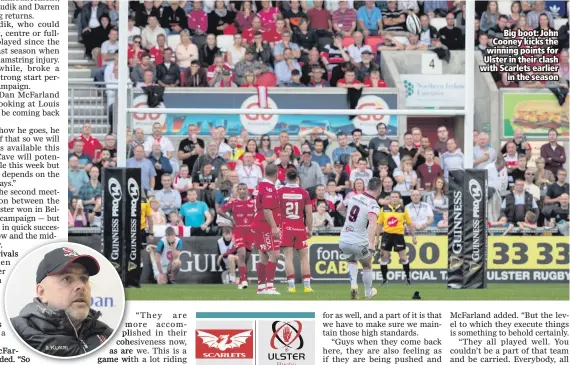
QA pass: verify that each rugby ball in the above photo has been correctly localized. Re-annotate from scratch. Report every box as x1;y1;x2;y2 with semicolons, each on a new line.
406;13;421;35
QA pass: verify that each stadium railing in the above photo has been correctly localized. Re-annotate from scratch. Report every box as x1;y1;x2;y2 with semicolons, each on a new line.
69;81;117;137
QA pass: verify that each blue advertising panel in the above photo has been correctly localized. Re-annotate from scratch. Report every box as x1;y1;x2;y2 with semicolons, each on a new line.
132;89;399;137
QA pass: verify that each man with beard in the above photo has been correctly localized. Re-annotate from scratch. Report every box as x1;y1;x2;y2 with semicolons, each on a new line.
11;247;113;356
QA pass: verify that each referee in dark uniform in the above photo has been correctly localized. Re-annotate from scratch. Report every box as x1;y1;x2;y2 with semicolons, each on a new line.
376;191;417;285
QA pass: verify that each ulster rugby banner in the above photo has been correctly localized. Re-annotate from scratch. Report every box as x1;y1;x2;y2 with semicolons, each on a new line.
102;168;128;285
447;169;465;289
463;169;488;289
125;168;142;287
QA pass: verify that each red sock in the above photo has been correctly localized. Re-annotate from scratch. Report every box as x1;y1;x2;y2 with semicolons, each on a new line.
266;261;277;285
239;266;247;283
287;274;296;280
303;274;311;280
256;262;266;285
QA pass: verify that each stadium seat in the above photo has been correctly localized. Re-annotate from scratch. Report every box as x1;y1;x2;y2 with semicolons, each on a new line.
365;36;383;54
168;34;181;50
342;36;354;48
554;18;566;30
430;17;446;31
217;35;234;52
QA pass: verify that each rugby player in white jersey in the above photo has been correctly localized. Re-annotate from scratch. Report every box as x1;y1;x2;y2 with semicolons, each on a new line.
337;177;382;300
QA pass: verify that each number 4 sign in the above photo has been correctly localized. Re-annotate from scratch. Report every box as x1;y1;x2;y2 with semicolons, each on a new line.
421;53;442;75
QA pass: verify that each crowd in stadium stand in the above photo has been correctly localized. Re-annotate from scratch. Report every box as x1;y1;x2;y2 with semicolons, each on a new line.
68;120;569;236
68;0;569;236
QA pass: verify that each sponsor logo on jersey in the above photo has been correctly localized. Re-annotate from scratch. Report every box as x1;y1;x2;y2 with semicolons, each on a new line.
387;216;398;227
195;329;254;359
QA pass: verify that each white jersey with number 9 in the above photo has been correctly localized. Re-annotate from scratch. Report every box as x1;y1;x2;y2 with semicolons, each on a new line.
340;193;380;245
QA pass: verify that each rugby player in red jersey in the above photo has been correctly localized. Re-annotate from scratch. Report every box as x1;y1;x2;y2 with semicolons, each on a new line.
218;183;255;289
252;164;281;295
278;169;314;293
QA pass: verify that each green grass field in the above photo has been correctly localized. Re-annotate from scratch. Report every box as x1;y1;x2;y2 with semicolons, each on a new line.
126;283;570;301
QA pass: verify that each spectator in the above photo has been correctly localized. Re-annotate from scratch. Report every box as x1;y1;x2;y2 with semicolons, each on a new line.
437;210;449;229
424;1;449;18
69;197;88;228
199;34;221;67
355;50;378;81
142;15;166;50
149;34;168;65
257;0;280;31
508;154;528;187
94;27;118;83
148;142;173;190
126;145;157;191
416;148;443;189
535;157;556;187
346;128;368;160
236;152;263;189
545;168;570;205
127;16;142;44
276;150;296;184
414;136;440;169
486;157;509;197
375;161;392;181
527;0;555;29
157;48;181;87
300;49;327;83
329;61;351;86
132;52;157;84
68;156;89;195
294;20;318;64
428;33;448;50
312;201;335;228
284;0;307;31
439;12;464;50
255;134;276;164
480;1;499;32
441;138;464;182
274;30;301;62
377;176;394;206
274;48;301;85
264;17;288;45
503;142;520;170
424;177;448;226
240;139;266;169
192;141;226;177
177;124;205;172
418;14;438;47
337;69;363;89
332;132;356;164
235;1;255;31
502;179;539;225
215;164;231;190
508;1;523;25
393;156;417;206
160;0;187;35
325;180;343;205
311;138;332;174
376;32;406;52
386;140;401;173
274;132;299;156
78;166;102;226
364;69;387;88
328;161;351;191
558;49;569;84
297;151;326;190
83;14;112;60
129;128;146;158
68;123;103;160
368;122;391;168
540;128;567;175
234;49;270;85
433;126;450;155
214;69;237;87
513;14;533;32
225;135;243;161
350;158;373;186
150;197;167;225
344;178;365;202
226;34;246;67
174;164;193;202
306;0;332;37
398;1;419;13
184;60;209;86
347;31;372;66
193;162;217;191
332;0;357;36
300;126;336;151
176;30;199;71
382;1;406;31
249;31;274;64
187;0;208;36
207;0;236;36
475;33;489;54
488;14;510;40
134;0;159;28
154;174;182;216
78;0;108;43
179;189;214;235
243;16;265;44
488;215;514;235
473;132;497;169
68;140;92;171
207;54;233;86
524;169;541;202
399;132;418;160
544;194;569;235
312;184;336;211
357;0;382;36
143;122;176;160
345;150;363;176
406;189;434;230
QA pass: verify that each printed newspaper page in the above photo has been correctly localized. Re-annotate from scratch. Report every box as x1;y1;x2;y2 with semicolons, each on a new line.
0;1;568;364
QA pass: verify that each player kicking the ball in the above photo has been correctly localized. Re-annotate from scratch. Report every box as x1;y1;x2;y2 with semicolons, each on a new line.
278;169;314;293
338;177;382;300
218;183;256;289
376;191;417;286
252;164;281;295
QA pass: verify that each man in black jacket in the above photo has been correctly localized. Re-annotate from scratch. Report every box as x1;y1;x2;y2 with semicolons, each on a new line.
157;48;181;87
502;179;538;224
439;12;464;50
78;0;108;42
11;247;113;357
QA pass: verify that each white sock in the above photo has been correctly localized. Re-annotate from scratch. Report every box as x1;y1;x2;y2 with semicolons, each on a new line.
288;279;295;288
348;262;358;286
230;274;236;283
363;269;373;297
303;278;311;288
258;283;266;291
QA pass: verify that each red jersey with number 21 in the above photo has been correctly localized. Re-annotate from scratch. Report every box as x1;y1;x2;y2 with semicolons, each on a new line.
278;185;311;227
253;180;281;226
